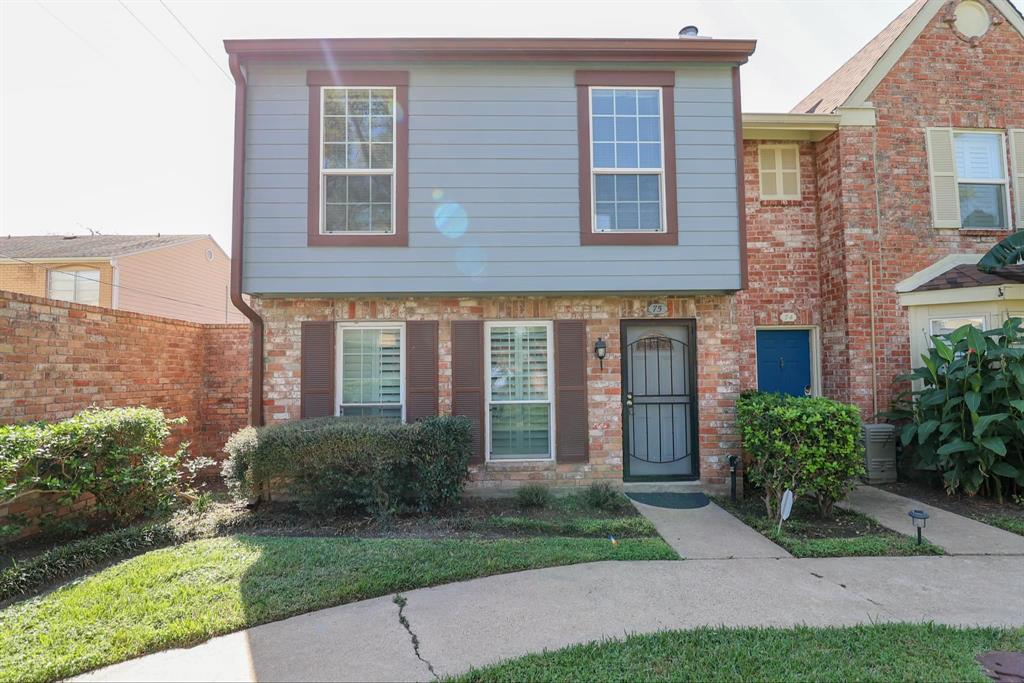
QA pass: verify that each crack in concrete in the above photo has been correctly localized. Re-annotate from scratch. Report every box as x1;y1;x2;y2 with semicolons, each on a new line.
393;594;438;680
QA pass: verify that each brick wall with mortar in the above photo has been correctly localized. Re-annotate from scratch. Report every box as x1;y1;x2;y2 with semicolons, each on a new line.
831;2;1024;419
254;294;740;491
0;290;250;538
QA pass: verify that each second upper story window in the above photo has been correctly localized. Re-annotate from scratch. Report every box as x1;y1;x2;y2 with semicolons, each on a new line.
758;144;801;200
321;88;395;234
576;71;678;246
307;71;409;247
591;88;665;234
954;132;1009;229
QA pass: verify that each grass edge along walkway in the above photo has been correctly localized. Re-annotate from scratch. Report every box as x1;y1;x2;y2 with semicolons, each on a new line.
0;534;676;683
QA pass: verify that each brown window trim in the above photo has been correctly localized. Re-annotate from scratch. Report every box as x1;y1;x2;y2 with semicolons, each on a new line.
307;70;410;247
575;70;678;246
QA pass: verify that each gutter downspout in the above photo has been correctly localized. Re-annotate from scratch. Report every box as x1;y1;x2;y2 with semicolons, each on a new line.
229;53;264;427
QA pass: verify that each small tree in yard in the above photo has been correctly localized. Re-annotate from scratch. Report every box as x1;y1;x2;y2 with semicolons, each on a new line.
737;392;863;518
890;318;1024;501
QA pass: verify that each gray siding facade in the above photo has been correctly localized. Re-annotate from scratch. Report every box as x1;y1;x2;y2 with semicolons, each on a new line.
242;62;741;295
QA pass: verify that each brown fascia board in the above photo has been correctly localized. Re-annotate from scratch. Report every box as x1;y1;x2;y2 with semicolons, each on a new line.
222;37;757;64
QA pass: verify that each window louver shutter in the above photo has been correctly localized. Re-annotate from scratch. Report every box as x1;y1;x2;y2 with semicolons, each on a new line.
300;321;335;418
406;321;439;422
1010;129;1024;231
925;127;961;228
554;320;589;463
451;320;485;464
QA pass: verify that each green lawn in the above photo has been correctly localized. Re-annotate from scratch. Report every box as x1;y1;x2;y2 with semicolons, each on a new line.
983;515;1024;536
470;515;657;538
454;623;1024;682
0;534;676;683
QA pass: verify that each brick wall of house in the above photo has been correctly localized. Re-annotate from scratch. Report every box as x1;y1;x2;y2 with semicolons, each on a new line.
836;2;1024;418
0;260;114;308
0;290;250;460
255;294;740;491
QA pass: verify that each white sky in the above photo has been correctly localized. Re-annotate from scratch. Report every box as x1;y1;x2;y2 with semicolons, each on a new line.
0;0;910;253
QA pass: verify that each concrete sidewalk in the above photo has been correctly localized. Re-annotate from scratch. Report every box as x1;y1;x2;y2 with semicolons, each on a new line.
630;498;790;559
77;555;1024;683
839;485;1024;556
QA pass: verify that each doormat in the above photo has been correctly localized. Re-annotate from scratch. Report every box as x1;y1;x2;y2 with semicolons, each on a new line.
626;492;709;509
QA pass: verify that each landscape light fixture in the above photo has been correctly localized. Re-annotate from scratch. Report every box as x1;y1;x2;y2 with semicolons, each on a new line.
594;338;607;369
908;509;930;545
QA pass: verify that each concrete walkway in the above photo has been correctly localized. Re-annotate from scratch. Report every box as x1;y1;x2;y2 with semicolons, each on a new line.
629;497;791;559
78;555;1024;683
839;485;1024;556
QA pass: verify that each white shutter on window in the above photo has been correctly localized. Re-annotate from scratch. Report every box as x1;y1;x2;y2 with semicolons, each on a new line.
926;127;961;228
1010;129;1024;231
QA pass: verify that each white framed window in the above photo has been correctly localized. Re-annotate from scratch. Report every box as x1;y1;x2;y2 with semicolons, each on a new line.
48;269;100;305
485;321;555;461
758;144;801;200
954;131;1010;229
590;87;666;233
320;87;396;234
928;315;987;339
334;322;405;419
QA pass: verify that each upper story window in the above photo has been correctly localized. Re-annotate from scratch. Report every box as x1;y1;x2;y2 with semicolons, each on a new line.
307;71;409;247
954;132;1008;229
926;127;1014;230
48;268;99;305
758;144;801;200
576;71;678;246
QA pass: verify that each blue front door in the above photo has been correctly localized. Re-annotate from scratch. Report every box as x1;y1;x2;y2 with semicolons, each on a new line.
756;330;812;396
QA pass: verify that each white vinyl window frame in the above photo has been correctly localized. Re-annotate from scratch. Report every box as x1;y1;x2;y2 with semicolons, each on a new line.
952;129;1012;230
484;320;556;462
48;268;100;305
758;144;801;200
334;321;406;421
318;85;397;236
928;314;988;339
588;86;669;234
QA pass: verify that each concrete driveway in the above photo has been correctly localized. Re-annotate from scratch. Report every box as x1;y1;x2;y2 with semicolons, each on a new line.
77;554;1024;683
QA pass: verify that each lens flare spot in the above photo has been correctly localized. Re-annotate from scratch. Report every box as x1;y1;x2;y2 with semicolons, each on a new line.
431;189;445;201
456;245;487;277
434;202;468;238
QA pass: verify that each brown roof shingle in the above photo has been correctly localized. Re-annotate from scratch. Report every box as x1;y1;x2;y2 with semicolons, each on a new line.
0;234;206;259
914;264;1024;291
791;0;928;114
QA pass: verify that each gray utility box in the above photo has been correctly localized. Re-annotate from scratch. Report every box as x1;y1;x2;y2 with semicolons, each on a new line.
862;423;897;484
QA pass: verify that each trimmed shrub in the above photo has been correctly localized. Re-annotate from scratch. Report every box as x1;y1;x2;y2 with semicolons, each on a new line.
0;407;187;531
222;415;473;518
514;484;554;509
737;392;863;518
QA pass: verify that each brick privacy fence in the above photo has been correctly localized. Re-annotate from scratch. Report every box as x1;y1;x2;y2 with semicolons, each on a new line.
0;290;250;537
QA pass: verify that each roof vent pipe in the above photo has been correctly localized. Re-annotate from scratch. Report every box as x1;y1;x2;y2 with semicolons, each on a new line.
678;25;699;38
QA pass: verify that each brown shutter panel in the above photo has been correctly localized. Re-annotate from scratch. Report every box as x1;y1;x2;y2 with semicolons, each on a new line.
451;320;485;464
300;321;335;419
406;320;439;422
555;320;589;463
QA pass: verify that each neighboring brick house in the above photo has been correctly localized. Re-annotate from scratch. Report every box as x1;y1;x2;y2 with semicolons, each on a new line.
226;0;1023;492
739;0;1023;423
0;234;246;324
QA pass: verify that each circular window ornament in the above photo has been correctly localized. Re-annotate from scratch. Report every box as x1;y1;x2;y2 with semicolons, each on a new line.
945;0;1000;45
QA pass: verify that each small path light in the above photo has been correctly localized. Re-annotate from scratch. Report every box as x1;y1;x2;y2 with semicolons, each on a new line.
909;509;930;545
594;338;607;369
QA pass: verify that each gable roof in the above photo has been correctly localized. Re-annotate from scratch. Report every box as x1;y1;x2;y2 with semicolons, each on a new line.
0;234;208;259
792;0;1024;114
912;263;1022;291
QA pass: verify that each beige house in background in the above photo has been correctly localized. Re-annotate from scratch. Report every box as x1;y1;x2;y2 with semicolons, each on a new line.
0;234;245;324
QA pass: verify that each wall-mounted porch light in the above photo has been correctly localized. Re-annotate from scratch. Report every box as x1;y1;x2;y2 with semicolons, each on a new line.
594;338;607;369
908;509;930;545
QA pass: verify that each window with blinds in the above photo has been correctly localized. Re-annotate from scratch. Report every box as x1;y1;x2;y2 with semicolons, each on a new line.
48;269;100;306
486;323;553;460
338;325;403;418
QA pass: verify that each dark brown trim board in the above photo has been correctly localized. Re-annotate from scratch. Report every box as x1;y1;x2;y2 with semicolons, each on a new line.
575;70;679;246
225;37;757;64
732;66;749;290
227;54;265;427
307;70;410;247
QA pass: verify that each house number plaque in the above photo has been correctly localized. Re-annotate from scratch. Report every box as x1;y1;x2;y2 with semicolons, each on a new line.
647;303;668;316
780;312;798;323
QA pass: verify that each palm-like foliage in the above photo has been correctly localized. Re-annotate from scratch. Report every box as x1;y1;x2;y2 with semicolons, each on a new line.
889;318;1024;500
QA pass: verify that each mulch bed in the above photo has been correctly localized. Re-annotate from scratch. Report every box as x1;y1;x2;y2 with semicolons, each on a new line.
718;493;897;540
876;481;1024;524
